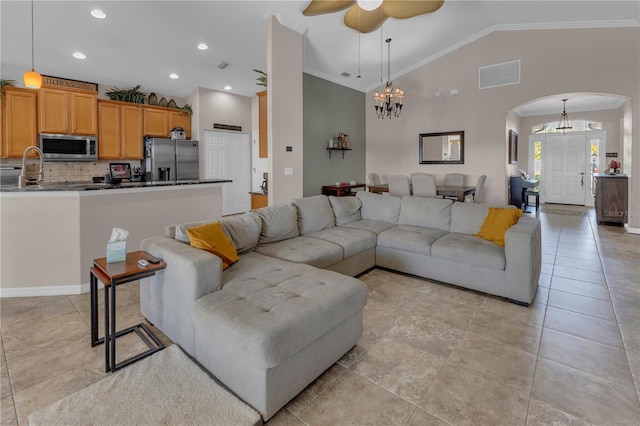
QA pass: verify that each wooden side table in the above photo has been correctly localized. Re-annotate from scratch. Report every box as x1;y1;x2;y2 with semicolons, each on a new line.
321;183;365;197
90;250;166;372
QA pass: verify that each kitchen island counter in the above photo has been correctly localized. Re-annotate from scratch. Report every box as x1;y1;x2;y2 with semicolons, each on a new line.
1;181;226;297
0;179;231;192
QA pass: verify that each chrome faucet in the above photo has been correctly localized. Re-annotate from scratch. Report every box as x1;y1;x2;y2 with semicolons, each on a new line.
18;146;44;188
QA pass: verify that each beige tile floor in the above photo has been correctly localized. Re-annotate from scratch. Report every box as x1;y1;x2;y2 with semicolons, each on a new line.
1;205;639;425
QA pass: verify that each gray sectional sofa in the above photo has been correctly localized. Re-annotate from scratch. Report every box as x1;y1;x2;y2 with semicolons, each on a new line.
139;191;541;420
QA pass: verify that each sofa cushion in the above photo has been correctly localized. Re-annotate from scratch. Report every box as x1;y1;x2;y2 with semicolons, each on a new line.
221;214;262;254
356;191;401;224
431;232;506;270
187;222;239;270
328;196;362;225
307;227;376;258
399;196;453;231
340;219;397;235
476;208;523;247
377;225;448;256
291;195;335;235
174;219;215;243
251;204;299;244
254;236;343;268
449;203;491;235
195;265;367;369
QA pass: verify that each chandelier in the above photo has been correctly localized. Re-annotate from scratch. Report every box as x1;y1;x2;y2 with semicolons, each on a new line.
556;98;572;132
373;38;404;119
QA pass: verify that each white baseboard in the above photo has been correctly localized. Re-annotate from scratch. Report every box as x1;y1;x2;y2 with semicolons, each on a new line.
624;224;640;234
0;282;97;298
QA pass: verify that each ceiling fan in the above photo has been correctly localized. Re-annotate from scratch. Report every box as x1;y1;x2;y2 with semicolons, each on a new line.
302;0;445;33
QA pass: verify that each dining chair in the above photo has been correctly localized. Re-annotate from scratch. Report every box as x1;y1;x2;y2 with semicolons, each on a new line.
368;172;382;186
473;175;487;203
444;173;464;186
410;172;431;184
388;175;411;197
411;174;437;198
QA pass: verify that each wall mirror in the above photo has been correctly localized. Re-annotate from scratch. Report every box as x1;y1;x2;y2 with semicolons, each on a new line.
419;131;464;164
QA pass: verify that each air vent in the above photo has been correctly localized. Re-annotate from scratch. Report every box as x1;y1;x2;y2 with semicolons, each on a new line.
340;72;351;77
479;60;520;89
217;62;230;70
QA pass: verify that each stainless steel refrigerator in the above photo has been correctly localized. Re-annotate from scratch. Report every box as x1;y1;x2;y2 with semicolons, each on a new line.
143;137;199;182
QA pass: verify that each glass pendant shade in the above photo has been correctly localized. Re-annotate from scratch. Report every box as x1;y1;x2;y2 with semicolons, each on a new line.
23;69;42;89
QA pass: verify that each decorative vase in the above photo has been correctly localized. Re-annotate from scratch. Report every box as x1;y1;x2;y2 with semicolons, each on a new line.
159;97;168;107
148;92;158;105
167;99;177;109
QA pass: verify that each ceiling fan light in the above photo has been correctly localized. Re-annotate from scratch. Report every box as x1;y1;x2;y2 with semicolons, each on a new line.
24;69;42;89
357;0;383;11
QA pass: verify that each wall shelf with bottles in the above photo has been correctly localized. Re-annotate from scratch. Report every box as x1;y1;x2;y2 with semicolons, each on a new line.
326;148;352;159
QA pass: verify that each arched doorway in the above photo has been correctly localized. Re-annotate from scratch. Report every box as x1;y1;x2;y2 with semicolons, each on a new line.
508;93;627;207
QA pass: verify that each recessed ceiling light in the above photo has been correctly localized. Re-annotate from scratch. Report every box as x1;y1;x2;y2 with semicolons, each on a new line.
73;52;87;59
224;85;232;91
169;73;179;79
197;43;209;50
90;9;106;19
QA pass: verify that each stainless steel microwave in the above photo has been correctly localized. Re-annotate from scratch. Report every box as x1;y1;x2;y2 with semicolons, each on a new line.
39;133;98;161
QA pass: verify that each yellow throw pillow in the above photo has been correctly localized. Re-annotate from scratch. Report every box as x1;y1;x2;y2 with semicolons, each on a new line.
475;207;523;247
187;222;239;269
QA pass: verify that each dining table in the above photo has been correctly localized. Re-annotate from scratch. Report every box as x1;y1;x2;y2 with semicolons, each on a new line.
368;183;476;202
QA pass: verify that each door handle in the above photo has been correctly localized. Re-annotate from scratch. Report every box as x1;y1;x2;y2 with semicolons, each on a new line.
579;172;585;186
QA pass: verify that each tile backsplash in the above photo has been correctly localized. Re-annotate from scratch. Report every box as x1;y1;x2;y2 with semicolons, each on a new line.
2;159;142;183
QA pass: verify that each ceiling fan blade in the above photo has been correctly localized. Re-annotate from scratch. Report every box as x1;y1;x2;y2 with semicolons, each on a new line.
344;4;388;33
382;0;445;19
302;0;355;16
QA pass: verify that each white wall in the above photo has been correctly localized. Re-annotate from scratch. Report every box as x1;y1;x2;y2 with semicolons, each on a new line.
267;16;304;205
365;27;639;229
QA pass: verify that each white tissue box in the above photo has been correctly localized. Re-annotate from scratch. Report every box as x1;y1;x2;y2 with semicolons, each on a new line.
106;241;126;263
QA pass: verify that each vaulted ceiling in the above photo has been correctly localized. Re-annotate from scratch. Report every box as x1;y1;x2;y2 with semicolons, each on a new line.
1;1;637;116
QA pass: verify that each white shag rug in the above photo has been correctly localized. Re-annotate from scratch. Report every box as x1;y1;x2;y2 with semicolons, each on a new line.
28;345;262;426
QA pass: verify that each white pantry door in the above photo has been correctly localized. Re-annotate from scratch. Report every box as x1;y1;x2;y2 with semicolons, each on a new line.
204;130;250;215
544;134;587;205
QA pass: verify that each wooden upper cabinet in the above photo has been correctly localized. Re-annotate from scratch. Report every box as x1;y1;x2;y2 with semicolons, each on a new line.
169;110;191;139
2;87;38;158
143;106;169;137
98;100;143;160
38;86;97;135
97;101;121;158
121;104;143;158
257;90;267;158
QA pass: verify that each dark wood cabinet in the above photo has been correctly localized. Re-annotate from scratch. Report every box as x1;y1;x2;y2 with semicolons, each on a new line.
594;174;628;225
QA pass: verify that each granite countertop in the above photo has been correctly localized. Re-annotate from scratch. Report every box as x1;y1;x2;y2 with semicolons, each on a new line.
0;179;232;192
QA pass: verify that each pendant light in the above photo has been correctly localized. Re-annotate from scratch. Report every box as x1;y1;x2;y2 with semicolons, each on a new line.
373;38;404;119
23;0;42;89
556;98;572;133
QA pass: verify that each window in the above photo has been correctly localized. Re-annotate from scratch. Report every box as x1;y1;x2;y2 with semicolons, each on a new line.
531;120;602;134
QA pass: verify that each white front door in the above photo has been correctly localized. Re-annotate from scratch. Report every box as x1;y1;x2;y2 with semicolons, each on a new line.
204;130;251;215
544;134;587;205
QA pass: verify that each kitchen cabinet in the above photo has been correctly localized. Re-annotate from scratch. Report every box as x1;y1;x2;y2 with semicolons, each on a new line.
98;100;143;159
1;87;38;158
38;86;98;135
251;193;268;209
257;90;267;158
169;110;191;139
143;106;169;137
594;174;628;225
143;106;191;139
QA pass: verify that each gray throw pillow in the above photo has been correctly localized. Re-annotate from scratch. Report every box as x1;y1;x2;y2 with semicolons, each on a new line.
328;196;362;225
250;204;299;244
356;191;401;224
291;195;335;235
221;213;262;254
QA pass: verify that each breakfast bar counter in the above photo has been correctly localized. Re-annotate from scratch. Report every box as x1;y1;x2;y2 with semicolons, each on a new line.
0;180;229;297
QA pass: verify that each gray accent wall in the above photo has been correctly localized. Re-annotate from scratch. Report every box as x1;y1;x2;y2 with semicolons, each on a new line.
303;73;366;197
